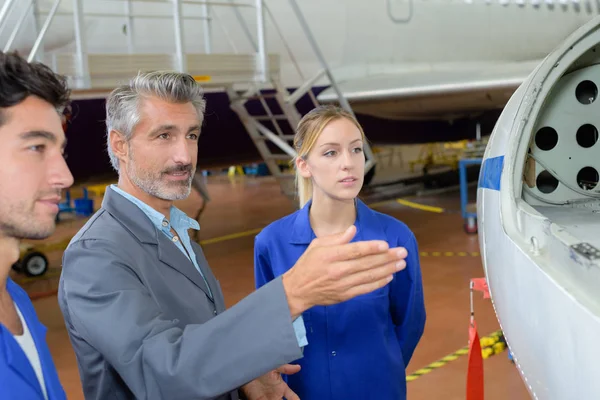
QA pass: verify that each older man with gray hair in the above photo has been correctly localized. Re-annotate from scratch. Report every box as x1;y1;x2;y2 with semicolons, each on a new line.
58;71;408;400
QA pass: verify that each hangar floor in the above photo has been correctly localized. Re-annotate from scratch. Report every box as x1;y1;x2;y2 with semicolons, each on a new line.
13;175;532;399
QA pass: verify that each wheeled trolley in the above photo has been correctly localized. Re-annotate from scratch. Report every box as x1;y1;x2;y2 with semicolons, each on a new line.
12;243;49;277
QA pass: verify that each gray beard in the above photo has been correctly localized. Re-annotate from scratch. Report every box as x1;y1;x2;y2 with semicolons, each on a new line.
126;156;193;201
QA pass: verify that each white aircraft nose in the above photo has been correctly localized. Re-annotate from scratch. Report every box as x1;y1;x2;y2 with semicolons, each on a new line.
478;14;600;400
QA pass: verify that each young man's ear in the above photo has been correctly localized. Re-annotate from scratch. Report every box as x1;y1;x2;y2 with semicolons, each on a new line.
295;156;311;179
110;130;129;163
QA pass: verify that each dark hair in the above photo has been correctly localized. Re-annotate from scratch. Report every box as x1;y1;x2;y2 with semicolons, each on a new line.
0;51;70;125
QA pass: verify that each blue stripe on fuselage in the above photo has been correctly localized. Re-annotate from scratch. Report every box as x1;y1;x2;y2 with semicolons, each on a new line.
478;155;504;191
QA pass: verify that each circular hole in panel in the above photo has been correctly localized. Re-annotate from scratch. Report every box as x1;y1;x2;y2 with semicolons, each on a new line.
576;80;598;104
576;124;598;148
577;166;599;190
535;127;558;151
536;170;559;193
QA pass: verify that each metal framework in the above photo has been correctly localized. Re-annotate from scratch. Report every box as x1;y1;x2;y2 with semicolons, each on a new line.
0;0;377;201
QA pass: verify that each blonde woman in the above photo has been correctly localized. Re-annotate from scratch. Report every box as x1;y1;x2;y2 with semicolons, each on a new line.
254;105;426;399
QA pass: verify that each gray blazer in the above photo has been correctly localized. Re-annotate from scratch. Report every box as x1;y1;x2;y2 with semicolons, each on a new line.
58;186;303;400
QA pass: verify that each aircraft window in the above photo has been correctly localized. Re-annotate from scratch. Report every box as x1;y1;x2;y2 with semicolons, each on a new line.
535;126;559;151
576;124;598;148
576;166;599;190
575;80;597;104
536;170;559;194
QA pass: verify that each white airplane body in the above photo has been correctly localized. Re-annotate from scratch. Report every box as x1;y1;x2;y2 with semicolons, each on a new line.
4;0;596;120
478;15;600;399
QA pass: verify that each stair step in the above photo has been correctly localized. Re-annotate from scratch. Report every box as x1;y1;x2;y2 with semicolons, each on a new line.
254;115;288;121
255;134;295;141
266;154;293;160
231;93;279;102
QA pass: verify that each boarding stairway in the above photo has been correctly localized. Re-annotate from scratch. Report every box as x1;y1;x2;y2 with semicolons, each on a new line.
0;0;376;202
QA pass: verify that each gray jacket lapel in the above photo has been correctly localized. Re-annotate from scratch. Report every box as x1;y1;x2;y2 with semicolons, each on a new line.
156;234;214;302
191;242;225;312
102;186;214;302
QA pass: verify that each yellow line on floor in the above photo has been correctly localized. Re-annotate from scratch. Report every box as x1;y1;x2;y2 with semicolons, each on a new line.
396;199;445;213
199;228;263;245
406;329;505;382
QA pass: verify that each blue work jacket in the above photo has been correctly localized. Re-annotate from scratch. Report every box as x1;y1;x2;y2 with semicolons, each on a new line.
0;278;66;399
254;198;426;400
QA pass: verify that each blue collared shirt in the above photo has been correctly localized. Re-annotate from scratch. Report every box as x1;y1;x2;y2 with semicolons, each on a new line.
110;185;307;347
254;198;426;400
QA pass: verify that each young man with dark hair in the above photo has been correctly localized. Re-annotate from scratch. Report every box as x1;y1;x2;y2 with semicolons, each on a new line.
0;51;73;400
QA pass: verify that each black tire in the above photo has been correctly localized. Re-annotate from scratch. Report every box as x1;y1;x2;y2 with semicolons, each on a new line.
21;251;49;277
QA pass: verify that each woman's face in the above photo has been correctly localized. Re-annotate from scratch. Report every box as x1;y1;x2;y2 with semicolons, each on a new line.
297;117;365;203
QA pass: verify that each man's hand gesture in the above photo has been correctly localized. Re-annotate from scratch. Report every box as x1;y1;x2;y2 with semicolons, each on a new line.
283;225;408;318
